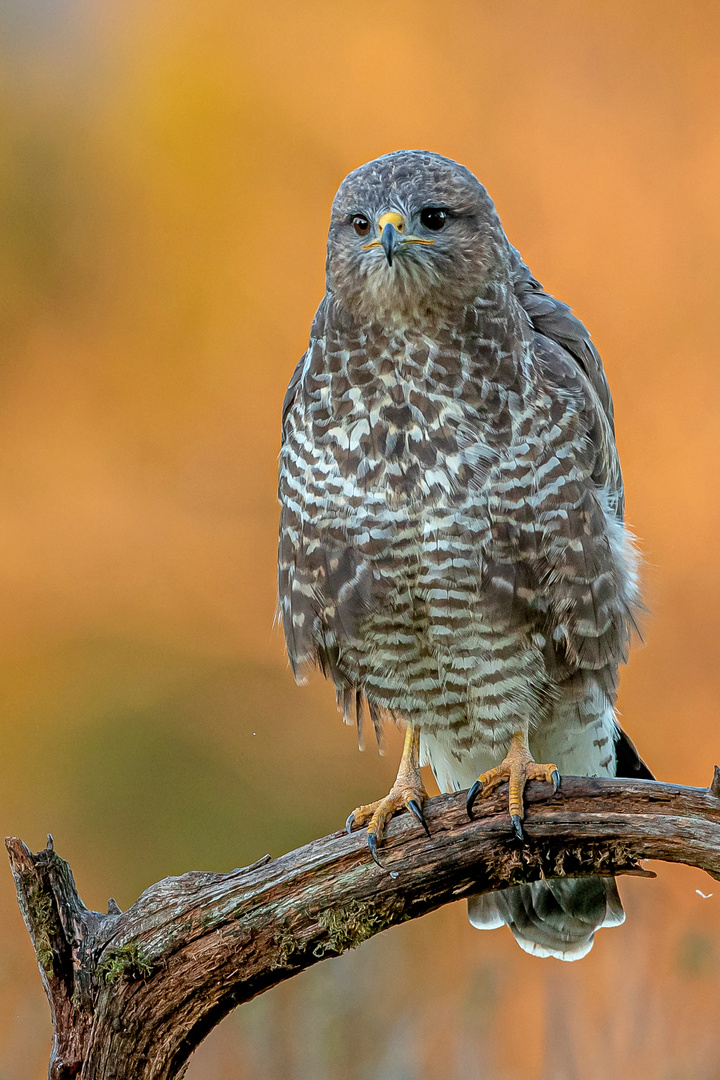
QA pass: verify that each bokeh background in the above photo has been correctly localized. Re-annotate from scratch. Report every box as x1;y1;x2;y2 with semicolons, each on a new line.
1;1;720;1077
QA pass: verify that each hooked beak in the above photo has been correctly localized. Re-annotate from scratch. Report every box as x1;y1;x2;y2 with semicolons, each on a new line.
378;211;405;267
363;209;435;266
381;222;399;266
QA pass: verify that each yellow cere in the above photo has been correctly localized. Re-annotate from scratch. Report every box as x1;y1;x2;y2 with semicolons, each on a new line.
377;211;406;232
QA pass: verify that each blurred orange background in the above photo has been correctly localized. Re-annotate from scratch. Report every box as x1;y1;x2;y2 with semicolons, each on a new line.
1;2;720;1077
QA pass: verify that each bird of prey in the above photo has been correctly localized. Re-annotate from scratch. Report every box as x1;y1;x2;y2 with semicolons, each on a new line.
278;150;652;960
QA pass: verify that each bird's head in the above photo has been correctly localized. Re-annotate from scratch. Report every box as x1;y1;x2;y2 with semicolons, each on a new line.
326;150;510;326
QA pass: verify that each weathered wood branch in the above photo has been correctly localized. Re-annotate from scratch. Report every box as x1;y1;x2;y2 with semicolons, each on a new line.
8;774;720;1080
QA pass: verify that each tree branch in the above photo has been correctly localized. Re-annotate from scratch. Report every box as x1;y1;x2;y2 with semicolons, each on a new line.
8;774;720;1079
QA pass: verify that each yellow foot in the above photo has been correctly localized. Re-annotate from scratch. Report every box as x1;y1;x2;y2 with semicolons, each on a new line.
346;778;429;866
466;732;559;840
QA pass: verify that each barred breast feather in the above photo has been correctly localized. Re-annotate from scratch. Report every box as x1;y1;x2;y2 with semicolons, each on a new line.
279;271;638;761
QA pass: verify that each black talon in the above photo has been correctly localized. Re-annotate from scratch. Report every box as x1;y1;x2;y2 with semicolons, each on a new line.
551;769;561;794
408;799;431;837
345;812;356;835
367;832;384;868
511;814;524;841
466;779;482;820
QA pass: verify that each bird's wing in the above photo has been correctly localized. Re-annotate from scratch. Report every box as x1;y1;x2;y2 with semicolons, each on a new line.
478;313;636;681
510;257;651;778
277;299;368;696
530;328;625;523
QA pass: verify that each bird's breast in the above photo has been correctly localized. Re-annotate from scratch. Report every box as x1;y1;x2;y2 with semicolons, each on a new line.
299;343;515;508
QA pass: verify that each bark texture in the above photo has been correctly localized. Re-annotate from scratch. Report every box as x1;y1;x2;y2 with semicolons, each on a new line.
8;773;720;1080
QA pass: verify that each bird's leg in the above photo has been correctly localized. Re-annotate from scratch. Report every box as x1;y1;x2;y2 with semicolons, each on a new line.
466;728;559;840
346;725;429;866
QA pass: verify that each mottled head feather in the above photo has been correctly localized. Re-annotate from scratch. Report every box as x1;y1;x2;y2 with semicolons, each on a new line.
326;150;511;325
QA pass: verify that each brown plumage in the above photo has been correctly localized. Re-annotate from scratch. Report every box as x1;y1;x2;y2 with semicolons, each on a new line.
278;150;649;959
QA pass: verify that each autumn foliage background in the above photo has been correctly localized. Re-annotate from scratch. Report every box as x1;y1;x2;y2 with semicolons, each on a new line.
1;2;720;1078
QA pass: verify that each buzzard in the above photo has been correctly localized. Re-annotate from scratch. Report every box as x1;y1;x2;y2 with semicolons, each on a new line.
278;150;651;960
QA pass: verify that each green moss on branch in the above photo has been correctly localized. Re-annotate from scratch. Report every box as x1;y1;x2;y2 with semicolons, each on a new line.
26;885;55;974
98;942;153;985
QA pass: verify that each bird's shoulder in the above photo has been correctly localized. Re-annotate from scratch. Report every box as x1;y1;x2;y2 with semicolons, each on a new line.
510;246;615;431
281;296;332;441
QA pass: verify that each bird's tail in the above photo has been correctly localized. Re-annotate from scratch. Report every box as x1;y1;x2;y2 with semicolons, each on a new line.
467;877;625;961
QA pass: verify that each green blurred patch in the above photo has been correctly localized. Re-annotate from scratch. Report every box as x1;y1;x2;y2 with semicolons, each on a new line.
676;930;715;977
0;634;397;910
74;703;260;886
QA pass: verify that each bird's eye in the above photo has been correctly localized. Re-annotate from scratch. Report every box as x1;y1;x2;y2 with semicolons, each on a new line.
351;215;371;237
420;207;447;231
